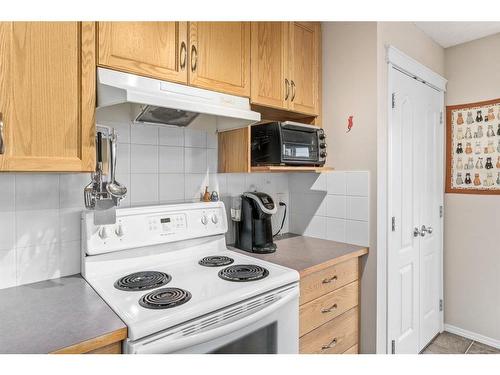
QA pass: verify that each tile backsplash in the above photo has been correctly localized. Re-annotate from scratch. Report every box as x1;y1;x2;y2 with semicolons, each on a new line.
289;171;370;246
0;119;370;290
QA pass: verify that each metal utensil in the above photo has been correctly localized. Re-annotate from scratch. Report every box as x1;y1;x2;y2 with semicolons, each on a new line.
106;129;127;198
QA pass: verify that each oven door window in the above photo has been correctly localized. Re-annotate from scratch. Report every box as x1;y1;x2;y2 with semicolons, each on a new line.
281;129;318;162
210;323;277;354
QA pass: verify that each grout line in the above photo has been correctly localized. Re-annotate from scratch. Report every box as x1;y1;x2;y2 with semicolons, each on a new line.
464;341;474;354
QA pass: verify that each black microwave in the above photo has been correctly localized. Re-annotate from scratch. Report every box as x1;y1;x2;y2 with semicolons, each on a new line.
251;121;327;166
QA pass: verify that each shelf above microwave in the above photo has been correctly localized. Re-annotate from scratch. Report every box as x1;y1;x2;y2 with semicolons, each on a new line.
250;166;333;173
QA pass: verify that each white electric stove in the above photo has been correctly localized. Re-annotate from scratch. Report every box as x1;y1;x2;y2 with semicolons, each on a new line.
81;202;299;354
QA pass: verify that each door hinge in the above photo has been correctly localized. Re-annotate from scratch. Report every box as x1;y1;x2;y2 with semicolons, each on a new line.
439;205;443;218
391;340;396;354
391;216;396;231
391;93;396;109
440;112;443;124
439;299;443;312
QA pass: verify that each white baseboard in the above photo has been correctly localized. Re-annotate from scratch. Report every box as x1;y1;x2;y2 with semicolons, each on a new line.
444;324;500;349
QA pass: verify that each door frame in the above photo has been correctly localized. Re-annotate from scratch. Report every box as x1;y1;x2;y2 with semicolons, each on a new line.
376;46;447;353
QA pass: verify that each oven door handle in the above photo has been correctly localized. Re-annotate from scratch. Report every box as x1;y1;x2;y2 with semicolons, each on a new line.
130;286;299;354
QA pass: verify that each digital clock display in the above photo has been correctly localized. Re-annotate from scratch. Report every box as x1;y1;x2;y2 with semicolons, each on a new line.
160;218;171;224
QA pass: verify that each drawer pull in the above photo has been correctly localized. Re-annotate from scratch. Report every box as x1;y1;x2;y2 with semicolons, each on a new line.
321;303;338;314
321;338;337;350
322;275;338;284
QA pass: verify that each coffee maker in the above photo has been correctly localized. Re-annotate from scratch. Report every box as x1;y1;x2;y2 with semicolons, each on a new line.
235;192;277;253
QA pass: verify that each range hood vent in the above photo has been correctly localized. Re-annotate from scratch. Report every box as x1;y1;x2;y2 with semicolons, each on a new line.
97;68;260;130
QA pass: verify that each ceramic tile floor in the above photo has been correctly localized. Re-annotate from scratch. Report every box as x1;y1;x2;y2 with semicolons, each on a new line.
422;331;500;354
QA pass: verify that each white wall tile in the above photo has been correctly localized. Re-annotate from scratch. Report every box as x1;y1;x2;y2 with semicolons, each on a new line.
327;171;347;195
59;173;89;209
184;148;207;173
225;174;246;197
0;212;15;251
159;174;185;203
131;124;159;145
304;215;327;239
159;146;184;173
207;149;218;174
16;243;54;285
206;130;218;149
115;143;130;175
347;196;369;221
130;174;159;205
159;126;184;147
16;174;59;210
16;209;59;248
0;248;17;288
59;208;82;243
58;240;81;277
326;218;347;243
346;220;369;246
184;128;207;148
185;173;208;202
130;144;158;174
111;122;131;144
326;195;347;219
0;174;15;211
289;173;327;193
291;192;326;218
214;174;227;196
346;171;369;196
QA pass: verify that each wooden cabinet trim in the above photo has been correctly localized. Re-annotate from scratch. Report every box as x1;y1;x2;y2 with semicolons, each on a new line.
51;327;127;354
218;127;251;173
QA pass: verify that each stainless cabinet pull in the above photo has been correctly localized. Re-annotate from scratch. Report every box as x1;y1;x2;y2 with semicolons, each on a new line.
322;275;337;284
0;112;5;154
321;303;338;314
291;80;296;102
180;41;187;70
191;44;198;72
285;79;290;100
321;338;337;350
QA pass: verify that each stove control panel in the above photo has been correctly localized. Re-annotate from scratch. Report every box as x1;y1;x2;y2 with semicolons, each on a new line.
83;202;228;255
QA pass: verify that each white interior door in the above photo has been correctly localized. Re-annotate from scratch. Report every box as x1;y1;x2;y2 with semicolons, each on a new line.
388;67;444;354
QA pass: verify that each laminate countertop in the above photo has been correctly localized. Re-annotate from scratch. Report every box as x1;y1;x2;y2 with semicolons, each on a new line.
0;275;127;354
230;234;368;277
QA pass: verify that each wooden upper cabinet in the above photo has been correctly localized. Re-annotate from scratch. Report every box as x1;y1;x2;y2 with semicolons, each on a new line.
250;22;289;110
189;22;250;97
98;22;188;84
288;22;320;116
0;22;96;172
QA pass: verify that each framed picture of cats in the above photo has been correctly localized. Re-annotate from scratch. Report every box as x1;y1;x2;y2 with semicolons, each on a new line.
446;98;500;194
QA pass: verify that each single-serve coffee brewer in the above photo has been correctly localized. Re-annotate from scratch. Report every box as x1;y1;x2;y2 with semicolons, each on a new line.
234;192;277;253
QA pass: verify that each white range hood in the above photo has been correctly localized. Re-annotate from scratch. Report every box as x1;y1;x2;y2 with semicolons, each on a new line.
97;68;261;131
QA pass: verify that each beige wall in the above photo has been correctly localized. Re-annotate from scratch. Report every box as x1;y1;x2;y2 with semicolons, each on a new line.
322;21;378;353
444;33;500;341
376;22;445;352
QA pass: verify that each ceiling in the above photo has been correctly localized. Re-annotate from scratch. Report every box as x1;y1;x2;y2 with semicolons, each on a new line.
414;22;500;48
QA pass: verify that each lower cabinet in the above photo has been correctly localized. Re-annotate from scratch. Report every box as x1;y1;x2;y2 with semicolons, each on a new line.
299;258;360;354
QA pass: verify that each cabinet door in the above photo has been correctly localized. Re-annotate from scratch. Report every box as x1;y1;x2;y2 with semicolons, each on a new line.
98;22;188;84
189;22;250;97
0;22;96;172
250;22;289;110
289;22;320;116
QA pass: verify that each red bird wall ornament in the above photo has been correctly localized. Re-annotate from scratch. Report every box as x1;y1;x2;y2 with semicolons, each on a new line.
347;115;354;133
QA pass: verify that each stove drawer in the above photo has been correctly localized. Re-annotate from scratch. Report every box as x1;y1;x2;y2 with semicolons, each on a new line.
300;258;358;305
299;281;358;336
299;306;358;354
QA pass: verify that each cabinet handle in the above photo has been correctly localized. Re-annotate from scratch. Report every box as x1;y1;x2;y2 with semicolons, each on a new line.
321;303;338;314
291;80;296;102
191;44;198;72
0;112;5;154
285;79;290;100
321;338;337;350
322;275;338;284
180;41;187;70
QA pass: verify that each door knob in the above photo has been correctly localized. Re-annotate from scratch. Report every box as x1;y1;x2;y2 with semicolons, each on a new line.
421;225;433;235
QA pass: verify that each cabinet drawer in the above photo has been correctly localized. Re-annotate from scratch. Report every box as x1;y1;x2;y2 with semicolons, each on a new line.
299;307;358;354
300;258;358;305
299;281;358;336
343;344;358;354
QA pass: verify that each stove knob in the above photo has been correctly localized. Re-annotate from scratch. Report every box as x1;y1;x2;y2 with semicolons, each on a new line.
201;215;208;225
320;143;327;149
115;224;124;237
98;226;108;240
211;214;218;224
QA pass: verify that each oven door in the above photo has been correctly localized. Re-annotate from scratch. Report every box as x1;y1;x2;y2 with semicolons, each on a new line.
280;127;319;164
125;283;299;354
